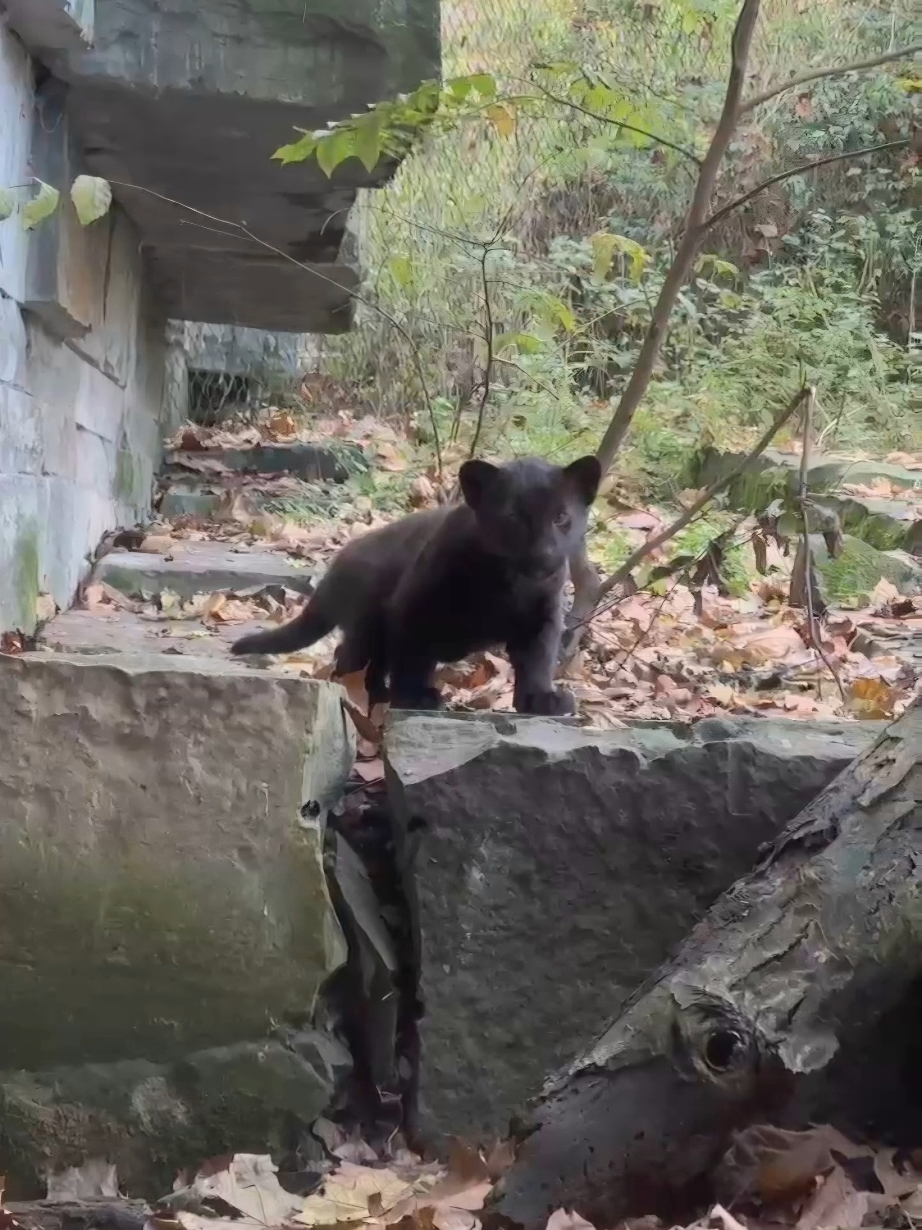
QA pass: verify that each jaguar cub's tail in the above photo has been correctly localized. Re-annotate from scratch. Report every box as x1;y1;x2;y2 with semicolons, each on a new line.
231;597;334;656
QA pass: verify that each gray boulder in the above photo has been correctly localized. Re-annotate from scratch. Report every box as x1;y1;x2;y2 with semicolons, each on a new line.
384;712;881;1146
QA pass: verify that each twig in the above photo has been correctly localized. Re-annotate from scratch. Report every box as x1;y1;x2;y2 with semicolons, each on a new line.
580;386;810;620
527;80;702;166
795;387;847;704
704;140;909;231
610;583;675;674
468;244;495;459
105;179;444;479
739;42;922;114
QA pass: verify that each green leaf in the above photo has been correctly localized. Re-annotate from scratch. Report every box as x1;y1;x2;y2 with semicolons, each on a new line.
0;187;16;221
590;233;619;281
273;131;318;165
696;253;739;280
387;253;413;288
494;332;544;354
21;180;60;229
485;103;516;137
590;232;650;283
315;127;357;178
70;175;112;225
466;73;497;100
533;294;576;333
352;112;383;173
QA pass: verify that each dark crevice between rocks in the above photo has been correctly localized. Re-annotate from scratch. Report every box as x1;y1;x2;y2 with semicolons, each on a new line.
315;779;424;1153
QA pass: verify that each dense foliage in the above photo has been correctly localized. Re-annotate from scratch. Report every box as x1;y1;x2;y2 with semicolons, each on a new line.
278;0;921;495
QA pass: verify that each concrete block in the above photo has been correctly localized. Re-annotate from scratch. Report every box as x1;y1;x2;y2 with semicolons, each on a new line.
0;651;354;1072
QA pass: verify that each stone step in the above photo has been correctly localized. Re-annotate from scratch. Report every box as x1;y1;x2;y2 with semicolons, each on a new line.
92;539;315;601
40;606;270;658
164;440;363;484
0;648;354;1192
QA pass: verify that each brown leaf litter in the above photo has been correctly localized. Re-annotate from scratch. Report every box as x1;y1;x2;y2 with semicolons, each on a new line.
16;1123;922;1230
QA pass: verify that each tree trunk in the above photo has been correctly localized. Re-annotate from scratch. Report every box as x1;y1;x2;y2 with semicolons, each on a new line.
486;702;922;1230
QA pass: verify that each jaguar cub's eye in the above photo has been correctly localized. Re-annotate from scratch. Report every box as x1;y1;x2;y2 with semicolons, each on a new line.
554;510;571;529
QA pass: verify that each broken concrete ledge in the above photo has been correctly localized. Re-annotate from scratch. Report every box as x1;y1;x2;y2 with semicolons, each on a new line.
0;651;355;1195
383;712;884;1146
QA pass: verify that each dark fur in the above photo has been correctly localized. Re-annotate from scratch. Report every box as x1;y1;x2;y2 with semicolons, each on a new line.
231;455;601;714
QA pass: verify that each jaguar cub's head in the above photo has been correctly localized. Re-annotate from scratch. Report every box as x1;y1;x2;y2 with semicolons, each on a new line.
459;455;601;576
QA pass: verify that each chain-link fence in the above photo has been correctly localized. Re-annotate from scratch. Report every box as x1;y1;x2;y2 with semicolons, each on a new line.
329;0;605;426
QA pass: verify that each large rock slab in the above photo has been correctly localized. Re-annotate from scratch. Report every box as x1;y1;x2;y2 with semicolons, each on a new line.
0;651;355;1190
384;712;882;1145
689;447;922;555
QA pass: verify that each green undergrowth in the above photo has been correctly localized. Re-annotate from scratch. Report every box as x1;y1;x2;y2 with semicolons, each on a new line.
307;0;919;515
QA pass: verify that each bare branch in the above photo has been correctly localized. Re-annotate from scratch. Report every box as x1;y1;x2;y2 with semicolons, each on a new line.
469;246;495;459
740;42;922;115
704;139;909;231
791;388;847;703
593;0;762;476
529;81;702;165
579;385;810;621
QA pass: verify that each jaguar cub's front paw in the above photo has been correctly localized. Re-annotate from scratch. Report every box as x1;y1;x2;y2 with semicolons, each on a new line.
516;686;576;716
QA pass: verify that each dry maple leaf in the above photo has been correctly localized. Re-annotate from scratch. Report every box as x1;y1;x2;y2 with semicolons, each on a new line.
298;1163;414;1226
847;675;898;719
795;1165;868;1230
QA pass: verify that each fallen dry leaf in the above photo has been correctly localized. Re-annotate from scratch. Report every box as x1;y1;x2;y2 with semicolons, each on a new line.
352;758;385;784
342;696;383;746
717;1123;872;1208
847;675;898;719
544;1210;597;1230
794;1165;868;1230
265;410;298;439
174;1154;302;1227
298;1162;413;1226
139;534;175;555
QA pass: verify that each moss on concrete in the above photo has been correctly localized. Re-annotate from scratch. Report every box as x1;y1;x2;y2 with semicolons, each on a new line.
12;521;40;633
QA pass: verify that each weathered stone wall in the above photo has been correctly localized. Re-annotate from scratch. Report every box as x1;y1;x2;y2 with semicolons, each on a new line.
0;19;168;634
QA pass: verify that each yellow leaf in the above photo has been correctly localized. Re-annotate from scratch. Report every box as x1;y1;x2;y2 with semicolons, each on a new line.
21;180;60;230
485;104;516;137
847;676;897;720
70;175;112;225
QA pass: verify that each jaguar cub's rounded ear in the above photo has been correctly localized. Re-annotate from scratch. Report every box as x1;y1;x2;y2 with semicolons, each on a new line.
563;455;602;505
459;459;504;510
